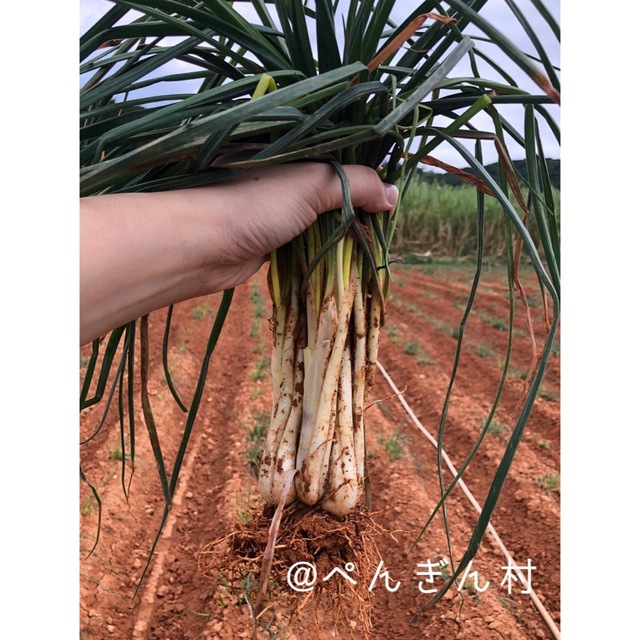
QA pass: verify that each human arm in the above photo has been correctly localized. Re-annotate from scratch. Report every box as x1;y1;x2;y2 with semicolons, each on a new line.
80;163;398;345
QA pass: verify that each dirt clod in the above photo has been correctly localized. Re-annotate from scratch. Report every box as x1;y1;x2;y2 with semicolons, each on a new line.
198;502;390;639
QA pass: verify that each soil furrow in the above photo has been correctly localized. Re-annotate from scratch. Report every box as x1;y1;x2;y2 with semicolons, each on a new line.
80;264;560;639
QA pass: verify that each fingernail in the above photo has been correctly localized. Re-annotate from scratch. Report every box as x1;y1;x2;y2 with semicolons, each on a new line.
384;184;399;207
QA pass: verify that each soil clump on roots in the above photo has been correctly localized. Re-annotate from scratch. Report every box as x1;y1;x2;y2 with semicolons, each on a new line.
198;501;387;638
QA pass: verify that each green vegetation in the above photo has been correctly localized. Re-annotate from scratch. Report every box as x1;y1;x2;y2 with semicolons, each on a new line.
246;411;270;479
538;471;560;496
193;302;210;321
403;341;419;356
507;367;529;380
416;159;560;191
379;429;407;462
392;181;560;259
480;314;508;332
251;356;270;382
80;495;96;517
250;282;267;318
538;386;559;402
107;445;124;461
480;420;510;441
474;341;493;359
249;283;268;339
394;337;433;364
384;324;398;341
426;316;460;339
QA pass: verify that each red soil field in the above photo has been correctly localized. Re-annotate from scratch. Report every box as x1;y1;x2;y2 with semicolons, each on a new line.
80;260;560;639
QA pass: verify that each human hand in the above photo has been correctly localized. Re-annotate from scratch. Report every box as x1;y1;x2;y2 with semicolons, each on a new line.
80;162;397;344
187;162;399;292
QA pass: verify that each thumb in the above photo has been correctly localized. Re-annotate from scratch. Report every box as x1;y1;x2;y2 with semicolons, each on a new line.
330;164;399;213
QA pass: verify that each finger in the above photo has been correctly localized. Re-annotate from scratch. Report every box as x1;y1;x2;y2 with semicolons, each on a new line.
324;164;398;214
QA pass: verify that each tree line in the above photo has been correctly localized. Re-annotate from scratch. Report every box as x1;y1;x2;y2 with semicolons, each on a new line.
413;158;560;190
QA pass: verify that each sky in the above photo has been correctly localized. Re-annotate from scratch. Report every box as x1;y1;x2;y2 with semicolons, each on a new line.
4;3;639;639
79;0;561;168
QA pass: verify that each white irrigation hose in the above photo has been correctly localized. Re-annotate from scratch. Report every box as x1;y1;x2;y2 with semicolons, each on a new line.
376;361;561;640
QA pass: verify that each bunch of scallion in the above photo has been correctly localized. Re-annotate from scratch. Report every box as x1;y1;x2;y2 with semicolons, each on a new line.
81;0;559;597
259;179;388;514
